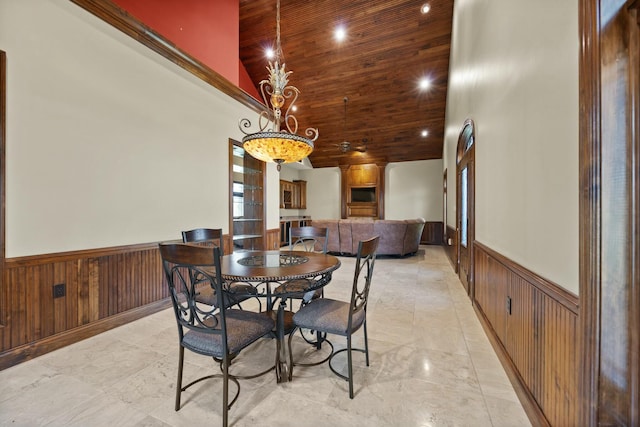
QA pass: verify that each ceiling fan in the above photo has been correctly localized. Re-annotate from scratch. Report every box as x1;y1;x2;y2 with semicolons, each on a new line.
336;97;368;153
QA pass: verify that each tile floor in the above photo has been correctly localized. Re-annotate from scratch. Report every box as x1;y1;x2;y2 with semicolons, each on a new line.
0;246;531;426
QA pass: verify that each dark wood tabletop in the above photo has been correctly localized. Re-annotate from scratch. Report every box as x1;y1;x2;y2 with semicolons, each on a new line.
220;250;341;283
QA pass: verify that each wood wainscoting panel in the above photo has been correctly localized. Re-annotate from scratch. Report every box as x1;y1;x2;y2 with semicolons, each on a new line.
420;221;444;245
474;249;509;344
445;225;457;269
265;228;280;251
540;291;578;427
0;243;170;370
506;273;536;393
474;242;579;426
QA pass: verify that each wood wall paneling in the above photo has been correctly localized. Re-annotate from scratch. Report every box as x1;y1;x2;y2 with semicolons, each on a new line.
506;273;535;392
420;221;443;245
540;292;579;426
265;228;280;251
0;244;170;370
474;242;579;426
445;225;457;270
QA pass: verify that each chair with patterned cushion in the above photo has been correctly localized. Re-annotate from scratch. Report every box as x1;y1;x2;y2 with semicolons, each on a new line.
273;226;329;307
272;226;330;352
291;235;380;398
182;228;258;309
159;243;274;427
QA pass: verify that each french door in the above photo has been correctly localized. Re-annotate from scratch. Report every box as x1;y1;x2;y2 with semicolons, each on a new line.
456;120;475;297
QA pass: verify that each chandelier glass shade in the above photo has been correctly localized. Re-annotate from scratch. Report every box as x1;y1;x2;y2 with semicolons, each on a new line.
238;0;318;170
242;132;314;164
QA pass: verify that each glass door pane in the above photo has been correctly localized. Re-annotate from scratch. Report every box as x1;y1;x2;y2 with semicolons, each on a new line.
461;166;468;247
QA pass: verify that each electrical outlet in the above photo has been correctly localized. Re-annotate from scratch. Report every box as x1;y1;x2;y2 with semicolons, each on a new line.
53;283;66;299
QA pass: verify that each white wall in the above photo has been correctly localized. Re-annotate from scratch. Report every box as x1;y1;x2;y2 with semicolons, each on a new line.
300;167;341;219
386;159;442;221
0;0;278;257
443;0;579;293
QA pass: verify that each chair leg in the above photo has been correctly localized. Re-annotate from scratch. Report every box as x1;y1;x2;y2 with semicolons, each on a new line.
347;334;354;399
287;328;294;381
363;319;370;366
175;346;184;411
223;355;229;427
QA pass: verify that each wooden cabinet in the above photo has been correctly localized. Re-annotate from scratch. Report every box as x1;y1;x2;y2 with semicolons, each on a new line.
280;180;292;208
340;163;385;218
294;180;306;209
280;179;306;209
349;164;378;186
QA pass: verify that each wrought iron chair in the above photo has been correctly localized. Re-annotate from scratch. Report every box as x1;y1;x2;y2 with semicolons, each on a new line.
181;228;258;309
290;235;380;398
274;226;329;306
159;243;274;427
273;226;330;347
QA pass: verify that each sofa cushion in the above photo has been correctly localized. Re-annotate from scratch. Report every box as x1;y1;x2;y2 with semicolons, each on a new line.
310;219;340;253
348;218;375;254
373;220;408;255
403;219;426;255
338;219;353;253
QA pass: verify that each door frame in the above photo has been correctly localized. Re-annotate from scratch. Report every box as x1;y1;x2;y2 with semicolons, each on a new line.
228;139;267;251
456;119;476;299
579;1;640;424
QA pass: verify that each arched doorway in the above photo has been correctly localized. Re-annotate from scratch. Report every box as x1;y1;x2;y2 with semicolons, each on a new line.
456;119;475;298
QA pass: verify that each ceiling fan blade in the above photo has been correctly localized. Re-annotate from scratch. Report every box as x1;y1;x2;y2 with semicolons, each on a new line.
353;139;368;152
337;140;352;152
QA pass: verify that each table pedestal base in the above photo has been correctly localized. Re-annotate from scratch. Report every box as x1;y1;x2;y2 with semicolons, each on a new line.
268;305;296;383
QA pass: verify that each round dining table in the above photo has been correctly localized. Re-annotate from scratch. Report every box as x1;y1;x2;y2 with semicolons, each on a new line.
220;250;341;382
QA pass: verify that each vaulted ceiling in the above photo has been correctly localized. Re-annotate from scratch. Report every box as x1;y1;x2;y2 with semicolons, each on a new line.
239;0;454;168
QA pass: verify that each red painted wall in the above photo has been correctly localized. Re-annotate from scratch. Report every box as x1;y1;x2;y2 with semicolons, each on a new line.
238;60;260;100
112;0;259;100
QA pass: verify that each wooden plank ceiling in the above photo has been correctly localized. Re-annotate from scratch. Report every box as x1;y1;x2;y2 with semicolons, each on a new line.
239;0;454;169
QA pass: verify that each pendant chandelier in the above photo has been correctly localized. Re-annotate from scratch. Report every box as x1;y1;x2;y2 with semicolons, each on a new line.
238;0;318;171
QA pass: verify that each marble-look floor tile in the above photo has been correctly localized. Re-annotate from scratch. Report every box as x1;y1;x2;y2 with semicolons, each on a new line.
0;359;59;403
485;395;532;427
0;373;102;425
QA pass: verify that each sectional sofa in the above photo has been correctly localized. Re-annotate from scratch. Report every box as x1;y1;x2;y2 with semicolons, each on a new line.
311;218;425;256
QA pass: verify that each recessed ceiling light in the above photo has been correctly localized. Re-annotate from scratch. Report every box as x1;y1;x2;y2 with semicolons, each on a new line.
421;3;431;14
419;78;431;91
291;105;298;112
335;26;346;42
265;47;275;59
421;129;429;138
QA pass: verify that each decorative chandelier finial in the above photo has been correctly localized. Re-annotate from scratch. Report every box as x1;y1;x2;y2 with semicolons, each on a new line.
238;0;318;171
